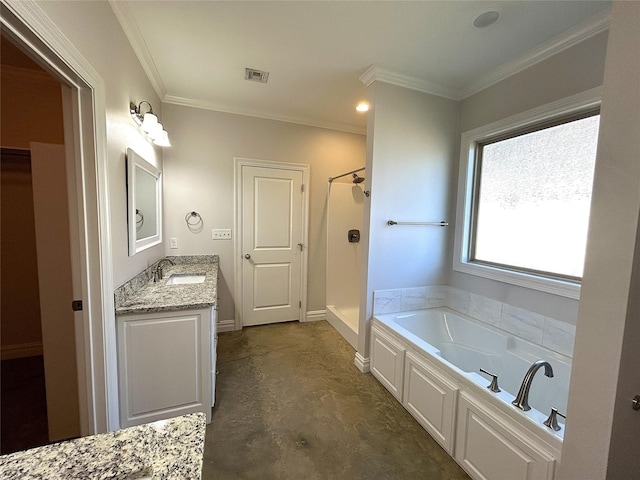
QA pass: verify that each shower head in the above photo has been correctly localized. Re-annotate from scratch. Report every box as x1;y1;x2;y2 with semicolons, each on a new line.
352;173;365;184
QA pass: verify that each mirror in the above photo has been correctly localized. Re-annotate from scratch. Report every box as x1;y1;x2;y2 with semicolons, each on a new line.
126;148;162;255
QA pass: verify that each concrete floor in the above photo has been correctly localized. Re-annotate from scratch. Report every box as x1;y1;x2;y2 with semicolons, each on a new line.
202;320;470;480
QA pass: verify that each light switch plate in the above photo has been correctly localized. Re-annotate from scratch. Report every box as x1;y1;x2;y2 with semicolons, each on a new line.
212;229;232;240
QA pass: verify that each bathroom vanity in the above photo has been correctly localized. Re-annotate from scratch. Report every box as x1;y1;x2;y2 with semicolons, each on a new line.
115;256;218;428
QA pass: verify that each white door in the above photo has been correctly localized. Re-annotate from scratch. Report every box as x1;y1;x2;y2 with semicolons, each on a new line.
241;165;305;326
30;142;81;441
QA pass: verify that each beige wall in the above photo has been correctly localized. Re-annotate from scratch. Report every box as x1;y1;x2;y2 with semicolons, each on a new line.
161;104;366;322
35;0;165;288
560;3;640;477
450;31;608;324
0;154;43;354
1;38;65;149
0;38;66;355
359;82;458;356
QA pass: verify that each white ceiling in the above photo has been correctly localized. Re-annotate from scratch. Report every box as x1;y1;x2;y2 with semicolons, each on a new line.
111;1;611;134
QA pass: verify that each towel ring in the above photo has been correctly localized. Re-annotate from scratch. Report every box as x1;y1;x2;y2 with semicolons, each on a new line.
136;209;144;226
185;211;202;226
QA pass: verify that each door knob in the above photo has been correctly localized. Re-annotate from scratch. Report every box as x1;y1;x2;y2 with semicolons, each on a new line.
244;253;251;259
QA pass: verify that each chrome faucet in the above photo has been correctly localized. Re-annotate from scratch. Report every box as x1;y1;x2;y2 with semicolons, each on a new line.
154;258;175;282
512;360;554;411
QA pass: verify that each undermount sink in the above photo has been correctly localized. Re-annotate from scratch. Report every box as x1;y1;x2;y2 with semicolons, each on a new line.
165;274;206;285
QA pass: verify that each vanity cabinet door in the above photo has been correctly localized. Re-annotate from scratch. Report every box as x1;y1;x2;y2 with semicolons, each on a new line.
370;326;405;401
455;392;556;480
210;306;218;407
403;351;458;454
117;308;212;428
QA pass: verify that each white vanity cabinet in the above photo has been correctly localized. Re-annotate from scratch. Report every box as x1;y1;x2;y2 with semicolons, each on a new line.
403;351;458;454
370;326;405;401
455;391;557;480
117;308;212;428
210;306;218;407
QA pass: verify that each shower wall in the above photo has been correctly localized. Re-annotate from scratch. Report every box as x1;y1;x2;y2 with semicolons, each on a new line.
326;181;364;346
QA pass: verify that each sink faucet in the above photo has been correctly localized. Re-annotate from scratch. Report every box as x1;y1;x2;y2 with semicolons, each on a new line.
154;258;175;282
512;360;554;411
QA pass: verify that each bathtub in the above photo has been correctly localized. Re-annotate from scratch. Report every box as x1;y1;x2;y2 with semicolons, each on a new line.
371;307;571;479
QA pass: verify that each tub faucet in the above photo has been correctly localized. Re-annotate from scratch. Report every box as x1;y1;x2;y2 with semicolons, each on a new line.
512;360;554;411
154;258;175;282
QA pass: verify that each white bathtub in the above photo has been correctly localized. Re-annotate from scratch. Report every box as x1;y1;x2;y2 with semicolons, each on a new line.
372;308;572;442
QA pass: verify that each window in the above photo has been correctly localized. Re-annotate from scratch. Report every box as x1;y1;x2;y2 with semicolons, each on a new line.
454;90;601;298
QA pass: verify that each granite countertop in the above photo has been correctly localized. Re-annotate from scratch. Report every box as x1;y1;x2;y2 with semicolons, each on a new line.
0;413;206;479
115;255;218;315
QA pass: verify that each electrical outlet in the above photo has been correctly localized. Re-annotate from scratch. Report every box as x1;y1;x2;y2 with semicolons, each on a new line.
212;229;232;240
170;237;178;249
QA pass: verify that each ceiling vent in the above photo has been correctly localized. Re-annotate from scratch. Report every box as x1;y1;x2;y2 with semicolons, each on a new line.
245;68;269;83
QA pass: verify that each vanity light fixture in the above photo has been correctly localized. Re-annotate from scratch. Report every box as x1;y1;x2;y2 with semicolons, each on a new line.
130;101;171;147
356;102;370;112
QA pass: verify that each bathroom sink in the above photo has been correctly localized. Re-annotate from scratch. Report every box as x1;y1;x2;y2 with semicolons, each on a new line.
165;274;206;285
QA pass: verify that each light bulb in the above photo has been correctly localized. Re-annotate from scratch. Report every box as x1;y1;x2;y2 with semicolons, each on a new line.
153;129;171;147
141;112;158;133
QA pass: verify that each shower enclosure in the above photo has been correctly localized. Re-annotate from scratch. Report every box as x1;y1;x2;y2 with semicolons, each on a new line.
326;168;365;348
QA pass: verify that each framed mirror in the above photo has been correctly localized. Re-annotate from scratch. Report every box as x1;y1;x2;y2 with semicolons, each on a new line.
126;148;162;255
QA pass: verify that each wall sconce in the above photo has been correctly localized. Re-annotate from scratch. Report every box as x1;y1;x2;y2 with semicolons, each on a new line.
129;101;171;147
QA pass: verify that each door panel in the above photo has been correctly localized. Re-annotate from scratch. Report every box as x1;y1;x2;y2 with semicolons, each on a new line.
242;165;303;326
254;263;291;308
30;142;81;441
255;177;293;248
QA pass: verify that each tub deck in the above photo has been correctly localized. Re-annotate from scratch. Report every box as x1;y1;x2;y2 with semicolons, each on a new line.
374;308;572;440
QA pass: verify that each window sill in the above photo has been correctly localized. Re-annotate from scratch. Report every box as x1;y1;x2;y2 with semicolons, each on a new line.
452;260;581;299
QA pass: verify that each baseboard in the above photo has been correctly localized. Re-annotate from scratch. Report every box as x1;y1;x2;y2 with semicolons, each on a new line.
217;319;236;333
1;342;43;360
303;310;326;322
354;352;370;373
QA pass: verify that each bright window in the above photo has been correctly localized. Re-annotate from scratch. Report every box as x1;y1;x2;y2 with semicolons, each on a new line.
454;90;601;298
473;113;599;279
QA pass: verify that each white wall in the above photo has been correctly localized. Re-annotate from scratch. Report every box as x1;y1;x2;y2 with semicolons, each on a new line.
326;181;365;312
560;3;640;477
36;0;165;288
450;31;608;324
358;82;458;357
161;103;366;323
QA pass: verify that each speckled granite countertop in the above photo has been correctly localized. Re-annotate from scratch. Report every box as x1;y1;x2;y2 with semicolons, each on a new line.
0;413;206;479
115;255;218;315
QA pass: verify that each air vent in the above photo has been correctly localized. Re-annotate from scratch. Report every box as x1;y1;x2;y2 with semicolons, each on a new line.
245;68;269;83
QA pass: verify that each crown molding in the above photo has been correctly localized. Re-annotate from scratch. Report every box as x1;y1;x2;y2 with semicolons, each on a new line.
460;8;610;99
109;0;167;99
359;65;460;100
361;9;610;102
163;95;366;135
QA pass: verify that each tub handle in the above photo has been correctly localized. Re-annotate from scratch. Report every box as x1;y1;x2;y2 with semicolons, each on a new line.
543;408;566;432
479;368;501;393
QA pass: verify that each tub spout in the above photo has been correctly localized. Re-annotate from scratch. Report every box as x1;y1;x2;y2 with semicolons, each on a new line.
512;360;554;411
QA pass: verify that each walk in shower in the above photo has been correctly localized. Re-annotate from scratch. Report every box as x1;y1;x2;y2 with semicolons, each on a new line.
326;167;366;348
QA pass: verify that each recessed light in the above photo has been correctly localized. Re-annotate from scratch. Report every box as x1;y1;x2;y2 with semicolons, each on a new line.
356;102;369;112
473;11;500;28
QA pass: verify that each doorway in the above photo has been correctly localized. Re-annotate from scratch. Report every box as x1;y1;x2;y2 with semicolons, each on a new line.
235;159;309;328
0;36;80;451
2;1;118;434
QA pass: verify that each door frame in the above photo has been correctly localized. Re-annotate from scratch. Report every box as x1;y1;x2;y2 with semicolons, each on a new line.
2;1;118;432
234;158;310;330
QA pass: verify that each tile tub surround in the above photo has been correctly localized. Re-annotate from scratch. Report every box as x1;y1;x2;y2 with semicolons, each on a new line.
373;286;576;357
0;413;206;479
115;255;218;315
